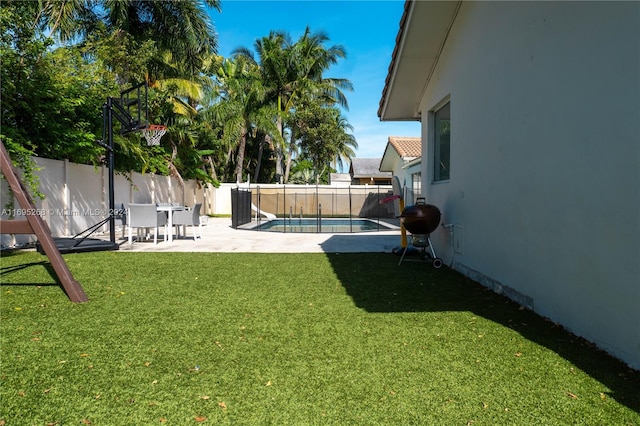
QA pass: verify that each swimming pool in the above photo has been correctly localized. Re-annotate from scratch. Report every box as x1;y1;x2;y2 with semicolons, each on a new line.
252;218;396;233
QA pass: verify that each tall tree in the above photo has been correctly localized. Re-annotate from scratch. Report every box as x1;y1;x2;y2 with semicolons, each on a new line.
31;0;221;81
96;1;221;183
233;27;352;183
4;0;223;186
208;57;279;183
295;101;357;184
281;27;352;183
233;31;289;183
330;115;358;173
103;0;220;81
0;4;118;165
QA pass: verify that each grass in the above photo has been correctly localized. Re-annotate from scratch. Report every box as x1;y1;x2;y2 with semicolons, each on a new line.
1;250;638;425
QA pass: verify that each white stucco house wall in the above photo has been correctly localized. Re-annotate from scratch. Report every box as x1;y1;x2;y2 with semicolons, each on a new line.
379;136;422;204
378;1;639;369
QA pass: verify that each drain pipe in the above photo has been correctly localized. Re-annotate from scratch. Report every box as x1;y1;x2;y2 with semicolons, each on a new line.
441;223;455;266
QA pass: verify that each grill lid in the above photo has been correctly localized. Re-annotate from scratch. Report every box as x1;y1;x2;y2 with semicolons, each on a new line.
400;198;441;235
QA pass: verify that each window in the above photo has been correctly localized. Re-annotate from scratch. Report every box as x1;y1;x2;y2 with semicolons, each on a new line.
411;172;421;204
434;102;450;182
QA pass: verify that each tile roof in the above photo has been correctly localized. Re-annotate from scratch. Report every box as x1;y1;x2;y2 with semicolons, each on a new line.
349;158;392;178
378;1;460;121
388;136;421;159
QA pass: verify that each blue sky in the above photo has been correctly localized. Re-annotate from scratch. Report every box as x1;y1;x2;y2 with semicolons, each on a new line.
208;0;420;165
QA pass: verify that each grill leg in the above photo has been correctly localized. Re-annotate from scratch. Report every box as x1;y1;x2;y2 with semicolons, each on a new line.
427;236;444;268
427;236;437;259
398;245;410;265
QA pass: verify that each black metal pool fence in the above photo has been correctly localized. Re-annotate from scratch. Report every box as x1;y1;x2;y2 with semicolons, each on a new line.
231;185;398;230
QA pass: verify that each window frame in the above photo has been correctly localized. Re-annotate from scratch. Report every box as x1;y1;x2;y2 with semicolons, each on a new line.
411;171;421;204
433;101;451;182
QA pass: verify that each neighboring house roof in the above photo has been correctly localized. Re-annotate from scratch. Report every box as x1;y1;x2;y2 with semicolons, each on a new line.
329;173;351;184
378;1;461;121
390;136;421;158
349;158;392;178
380;136;422;172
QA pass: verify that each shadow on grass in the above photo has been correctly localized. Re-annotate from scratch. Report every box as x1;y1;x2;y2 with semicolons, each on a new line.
0;256;62;287
325;252;640;414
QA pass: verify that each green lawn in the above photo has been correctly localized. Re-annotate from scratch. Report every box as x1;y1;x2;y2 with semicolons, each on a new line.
1;251;638;425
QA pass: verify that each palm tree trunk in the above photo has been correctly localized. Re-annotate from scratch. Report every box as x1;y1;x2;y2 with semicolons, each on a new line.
253;135;268;183
274;115;284;183
234;132;247;183
283;125;296;184
224;147;234;181
318;164;327;185
169;143;185;187
206;155;218;181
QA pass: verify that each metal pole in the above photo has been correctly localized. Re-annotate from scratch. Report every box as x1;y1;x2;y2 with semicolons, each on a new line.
349;186;352;233
256;186;261;224
106;99;116;244
377;185;381;230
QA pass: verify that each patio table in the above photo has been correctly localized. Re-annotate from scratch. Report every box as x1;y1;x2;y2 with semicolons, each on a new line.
156;204;185;243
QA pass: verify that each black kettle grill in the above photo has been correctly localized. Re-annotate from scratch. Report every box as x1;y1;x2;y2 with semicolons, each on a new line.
399;198;443;268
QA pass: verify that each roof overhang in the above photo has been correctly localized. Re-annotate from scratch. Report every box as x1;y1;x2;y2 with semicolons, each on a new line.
378;0;462;121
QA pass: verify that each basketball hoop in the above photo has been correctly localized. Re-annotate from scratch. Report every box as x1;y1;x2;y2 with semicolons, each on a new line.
142;124;167;146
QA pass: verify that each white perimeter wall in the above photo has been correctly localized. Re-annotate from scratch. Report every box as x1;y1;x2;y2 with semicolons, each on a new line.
1;158;215;243
1;159;388;242
418;2;639;368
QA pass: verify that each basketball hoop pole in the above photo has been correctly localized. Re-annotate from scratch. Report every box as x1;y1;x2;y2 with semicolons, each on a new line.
98;82;149;244
104;98;116;243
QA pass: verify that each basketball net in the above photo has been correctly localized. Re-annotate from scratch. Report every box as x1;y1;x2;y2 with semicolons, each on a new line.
142;124;167;146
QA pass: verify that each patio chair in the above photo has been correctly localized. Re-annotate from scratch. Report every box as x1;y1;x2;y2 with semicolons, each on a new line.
115;203;127;239
172;203;202;240
127;203;168;244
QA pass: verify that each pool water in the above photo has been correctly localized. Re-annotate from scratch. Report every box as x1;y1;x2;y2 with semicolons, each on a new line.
253;218;395;233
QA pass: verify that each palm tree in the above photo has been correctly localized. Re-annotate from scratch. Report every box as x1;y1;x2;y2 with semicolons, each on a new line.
233;27;352;183
233;31;289;183
33;0;220;83
281;27;353;183
33;0;97;42
5;0;223;186
287;27;352;108
209;57;279;183
330;115;358;173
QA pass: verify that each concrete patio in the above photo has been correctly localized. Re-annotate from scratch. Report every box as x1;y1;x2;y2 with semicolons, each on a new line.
116;217;403;253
